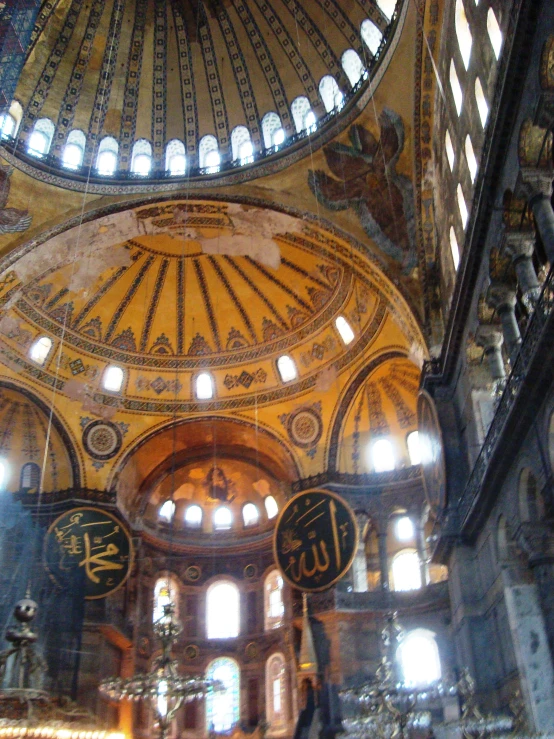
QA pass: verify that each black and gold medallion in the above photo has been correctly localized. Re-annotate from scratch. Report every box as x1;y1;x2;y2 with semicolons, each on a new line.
273;489;358;592
43;507;133;599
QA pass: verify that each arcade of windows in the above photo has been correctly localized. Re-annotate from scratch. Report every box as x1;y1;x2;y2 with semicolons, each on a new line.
446;0;502;270
0;4;397;180
27;317;357;401
152;570;441;732
157;494;280;532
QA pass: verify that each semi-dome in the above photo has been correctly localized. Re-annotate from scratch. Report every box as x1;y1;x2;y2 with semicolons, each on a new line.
1;0;405;189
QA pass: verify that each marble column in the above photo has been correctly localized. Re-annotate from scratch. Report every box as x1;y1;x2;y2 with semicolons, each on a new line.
475;325;506;387
503;231;541;310
352;514;369;592
377;532;389;591
503;583;554;732
522;172;554;264
486;284;522;364
415;524;428;587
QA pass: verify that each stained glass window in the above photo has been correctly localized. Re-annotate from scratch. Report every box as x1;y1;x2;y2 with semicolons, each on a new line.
206;658;240;732
153;576;179;623
264;570;284;630
266;654;288;728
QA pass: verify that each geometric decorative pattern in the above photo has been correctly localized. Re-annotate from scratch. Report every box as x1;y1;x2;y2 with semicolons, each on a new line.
281;404;323;449
82;420;122;461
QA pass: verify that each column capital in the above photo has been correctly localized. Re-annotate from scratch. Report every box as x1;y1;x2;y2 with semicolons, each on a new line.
502;230;536;260
520;169;554;201
486;283;517;312
474;324;503;350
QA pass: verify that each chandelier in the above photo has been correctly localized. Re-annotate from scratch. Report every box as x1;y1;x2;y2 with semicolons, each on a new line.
99;604;215;739
340;612;514;739
0;597;122;739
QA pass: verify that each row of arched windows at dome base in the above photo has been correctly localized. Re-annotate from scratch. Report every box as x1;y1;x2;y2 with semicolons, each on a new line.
0;3;399;178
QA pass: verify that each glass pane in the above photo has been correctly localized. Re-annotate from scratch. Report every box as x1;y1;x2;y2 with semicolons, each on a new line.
396;516;414;541
97;150;117;175
103;365;124;392
207;583;239;638
398;632;441;686
407;431;421;465
391;551;422;591
265;495;279;519
206;658;240;731
214;506;232;530
277;355;297;382
335;316;355;345
371;438;395;471
30;336;52;364
196;372;214;399
185;504;202;527
28;131;49;156
63;143;84;169
242;503;259;526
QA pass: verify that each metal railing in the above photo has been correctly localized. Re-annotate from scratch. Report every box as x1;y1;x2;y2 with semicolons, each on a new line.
434;267;554;538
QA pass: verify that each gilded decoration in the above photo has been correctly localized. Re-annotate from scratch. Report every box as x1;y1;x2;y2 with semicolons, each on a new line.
518;119;553;170
540;35;554;91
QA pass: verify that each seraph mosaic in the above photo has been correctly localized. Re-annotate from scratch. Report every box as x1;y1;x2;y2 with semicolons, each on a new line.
308;108;416;274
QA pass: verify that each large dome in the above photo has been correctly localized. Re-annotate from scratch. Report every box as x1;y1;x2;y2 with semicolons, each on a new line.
0;199;422;412
2;0;405;189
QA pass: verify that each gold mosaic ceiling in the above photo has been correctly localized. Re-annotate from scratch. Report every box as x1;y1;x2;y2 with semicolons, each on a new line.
11;0;402;173
0;200;423;413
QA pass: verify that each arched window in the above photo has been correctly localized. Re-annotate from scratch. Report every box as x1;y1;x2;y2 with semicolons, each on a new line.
377;0;396;21
262;112;285;149
103;365;124;392
96;136;118;175
153;576;180;623
342;49;366;87
455;0;473;70
206;581;240;638
487;8;502;59
185;504;203;528
277;355;297;383
165;139;186;175
266;654;288;729
335;316;355;345
361;19;383;56
242;503;259;527
30;336;52;365
450;226;460;269
395;515;415;541
214;506;232;531
450;60;463;115
199;135;220;172
62;129;86;170
0;114;16;139
474;78;489;128
457;183;469;228
397;629;441;686
0;460;7;489
319;76;344;113
406;431;421;465
264;570;284;630
465;135;478;183
265;495;279;519
391;549;422;591
131;139;152;176
0;101;22;139
291;97;316;134
371;438;395;472
445;129;455;170
20;462;41;491
206;658;240;732
195;372;214;400
28;118;55;157
231;126;254;165
159;500;175;522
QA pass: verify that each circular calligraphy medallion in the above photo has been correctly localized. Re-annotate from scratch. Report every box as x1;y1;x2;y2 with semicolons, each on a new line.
244;564;257;580
83;421;122;461
185;565;201;582
43;507;133;599
273;489;358;592
417;390;447;518
245;642;258;659
184;645;199;660
287;408;322;449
